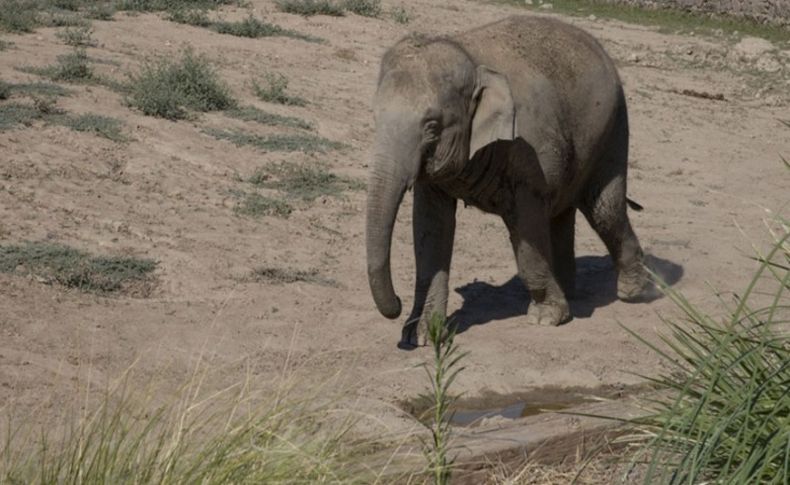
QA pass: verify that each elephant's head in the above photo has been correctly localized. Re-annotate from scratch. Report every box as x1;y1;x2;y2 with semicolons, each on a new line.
366;36;517;320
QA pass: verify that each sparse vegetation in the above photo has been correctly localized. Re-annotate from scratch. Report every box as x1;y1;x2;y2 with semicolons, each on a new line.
0;39;12;50
225;106;313;130
248;162;363;201
127;47;236;119
249;266;336;286
275;0;345;17
211;15;323;42
60;113;126;141
252;73;307;107
206;128;343;153
0;103;44;130
0;81;11;100
114;0;236;13
499;0;790;43
343;0;381;17
85;3;116;20
390;5;410;24
0;242;156;293
0;0;39;33
166;7;212;26
5;81;73;97
234;192;293;218
55;24;95;46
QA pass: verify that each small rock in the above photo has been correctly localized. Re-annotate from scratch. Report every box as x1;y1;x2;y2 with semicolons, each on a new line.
756;55;782;73
627;53;640;63
588;14;597;20
524;0;533;5
539;2;553;9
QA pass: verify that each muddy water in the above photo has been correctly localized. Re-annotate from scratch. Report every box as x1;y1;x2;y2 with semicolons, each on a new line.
402;385;643;427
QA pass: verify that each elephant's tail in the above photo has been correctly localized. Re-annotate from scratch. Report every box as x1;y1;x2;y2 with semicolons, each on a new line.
626;197;644;212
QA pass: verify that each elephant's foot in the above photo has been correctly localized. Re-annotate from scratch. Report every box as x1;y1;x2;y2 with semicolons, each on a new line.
526;299;570;326
617;264;650;302
400;315;451;348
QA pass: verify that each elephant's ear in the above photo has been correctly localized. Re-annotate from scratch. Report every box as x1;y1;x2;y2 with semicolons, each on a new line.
469;65;516;158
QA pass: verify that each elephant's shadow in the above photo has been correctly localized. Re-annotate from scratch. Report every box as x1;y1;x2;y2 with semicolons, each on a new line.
450;254;683;333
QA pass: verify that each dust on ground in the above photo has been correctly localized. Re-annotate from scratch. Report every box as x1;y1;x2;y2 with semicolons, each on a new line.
1;0;788;439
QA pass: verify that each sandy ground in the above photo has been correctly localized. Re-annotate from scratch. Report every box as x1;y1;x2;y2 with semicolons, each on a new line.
1;0;788;438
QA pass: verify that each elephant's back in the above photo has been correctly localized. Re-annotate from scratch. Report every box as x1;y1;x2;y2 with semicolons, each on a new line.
453;15;619;100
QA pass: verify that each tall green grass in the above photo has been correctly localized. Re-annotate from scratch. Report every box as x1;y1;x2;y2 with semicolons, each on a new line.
629;217;790;483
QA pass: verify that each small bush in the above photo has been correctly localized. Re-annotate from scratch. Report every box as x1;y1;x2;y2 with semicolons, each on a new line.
115;0;235;12
234;192;293;218
211;16;322;42
55;25;95;46
390;5;410;24
0;103;45;130
206;128;343;153
86;3;116;20
342;0;380;17
60;113;126;141
275;0;345;17
0;40;13;51
0;242;156;293
249;266;336;286
9;81;73;97
127;47;236;120
225;106;312;130
0;0;40;33
249;162;363;201
22;49;94;82
252;73;307;107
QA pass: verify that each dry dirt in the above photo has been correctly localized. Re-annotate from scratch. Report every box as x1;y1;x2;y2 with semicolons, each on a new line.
1;0;789;442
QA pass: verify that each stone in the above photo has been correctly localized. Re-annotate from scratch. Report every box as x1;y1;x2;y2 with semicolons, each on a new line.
734;36;774;60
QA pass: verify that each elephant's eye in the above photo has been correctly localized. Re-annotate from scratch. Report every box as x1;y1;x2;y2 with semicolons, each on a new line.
423;119;441;144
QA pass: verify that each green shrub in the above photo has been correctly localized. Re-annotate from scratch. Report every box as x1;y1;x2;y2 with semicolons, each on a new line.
252;73;307;107
86;3;116;20
7;81;73;97
274;0;344;17
0;80;11;100
55;24;95;46
22;48;94;82
0;103;45;130
167;7;211;26
210;15;322;42
225;106;312;130
390;5;409;24
630;220;790;483
127;47;236;119
115;0;235;12
0;0;40;33
206;128;343;153
0;40;12;50
342;0;380;17
0;242;156;293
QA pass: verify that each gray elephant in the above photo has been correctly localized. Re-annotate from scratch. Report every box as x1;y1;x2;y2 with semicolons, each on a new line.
365;15;648;346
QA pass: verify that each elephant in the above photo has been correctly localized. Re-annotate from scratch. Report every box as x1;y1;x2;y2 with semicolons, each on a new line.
365;15;649;347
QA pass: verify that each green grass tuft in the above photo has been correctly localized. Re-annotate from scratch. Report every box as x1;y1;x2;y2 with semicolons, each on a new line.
0;80;10;100
0;242;156;293
249;266;336;286
115;0;236;12
210;15;323;43
127;47;236;120
629;213;790;483
7;81;73;97
167;7;212;26
252;73;307;107
225;105;312;130
206;128;344;153
275;0;345;17
0;40;13;50
249;162;363;201
0;103;44;130
342;0;381;17
233;192;293;218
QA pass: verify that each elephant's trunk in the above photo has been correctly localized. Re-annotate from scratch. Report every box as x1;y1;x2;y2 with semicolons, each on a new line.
366;150;409;319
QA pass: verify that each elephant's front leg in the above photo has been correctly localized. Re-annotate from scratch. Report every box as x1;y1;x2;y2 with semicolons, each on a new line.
403;182;457;347
506;188;571;327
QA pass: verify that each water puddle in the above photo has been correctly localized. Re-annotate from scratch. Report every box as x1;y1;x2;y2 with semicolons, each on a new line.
401;385;641;428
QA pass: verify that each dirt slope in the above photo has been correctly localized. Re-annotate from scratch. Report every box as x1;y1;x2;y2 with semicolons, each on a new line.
1;0;788;435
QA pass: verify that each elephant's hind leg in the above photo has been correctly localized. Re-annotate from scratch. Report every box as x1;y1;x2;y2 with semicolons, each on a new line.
403;182;457;347
580;118;647;301
551;207;577;299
